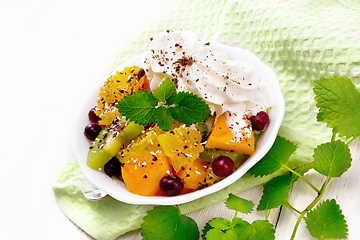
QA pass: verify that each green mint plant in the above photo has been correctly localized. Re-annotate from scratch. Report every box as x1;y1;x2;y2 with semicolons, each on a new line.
140;76;355;239
141;194;275;240
141;205;199;240
116;77;211;131
201;194;275;240
247;76;354;239
248;137;350;239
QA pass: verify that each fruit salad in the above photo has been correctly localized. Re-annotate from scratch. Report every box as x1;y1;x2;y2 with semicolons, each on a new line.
83;30;272;197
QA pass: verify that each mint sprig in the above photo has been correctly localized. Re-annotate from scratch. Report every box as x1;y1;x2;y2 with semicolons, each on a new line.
116;78;211;131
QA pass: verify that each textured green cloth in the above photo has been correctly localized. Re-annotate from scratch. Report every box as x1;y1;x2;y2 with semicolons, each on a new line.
53;0;360;239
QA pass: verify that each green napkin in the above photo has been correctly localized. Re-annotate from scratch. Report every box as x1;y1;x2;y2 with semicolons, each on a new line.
53;0;360;239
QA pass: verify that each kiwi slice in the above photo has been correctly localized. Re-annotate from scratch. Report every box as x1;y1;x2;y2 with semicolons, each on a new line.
87;117;144;170
200;148;248;168
195;115;215;142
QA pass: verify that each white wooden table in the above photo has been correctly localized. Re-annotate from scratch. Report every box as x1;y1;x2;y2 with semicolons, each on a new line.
1;1;359;239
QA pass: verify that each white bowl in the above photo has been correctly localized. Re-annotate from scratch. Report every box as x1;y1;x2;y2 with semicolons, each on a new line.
72;42;285;205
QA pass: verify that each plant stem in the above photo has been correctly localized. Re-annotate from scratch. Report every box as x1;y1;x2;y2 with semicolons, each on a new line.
289;177;330;240
282;164;321;193
347;137;355;145
265;209;268;220
285;200;301;214
331;131;336;142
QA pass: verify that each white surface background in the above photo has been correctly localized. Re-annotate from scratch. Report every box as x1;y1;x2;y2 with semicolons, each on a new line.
1;0;359;239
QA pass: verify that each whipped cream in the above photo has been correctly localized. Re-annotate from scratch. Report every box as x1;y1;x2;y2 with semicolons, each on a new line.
142;30;272;142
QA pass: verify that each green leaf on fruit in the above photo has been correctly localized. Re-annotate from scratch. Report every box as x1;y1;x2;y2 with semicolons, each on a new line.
153;77;177;104
141;205;199;240
116;90;157;125
257;173;293;211
248;136;297;177
225;193;254;214
170;91;211;125
314;76;360;139
313;140;352;178
117;78;211;131
304;199;348;240
154;106;173;131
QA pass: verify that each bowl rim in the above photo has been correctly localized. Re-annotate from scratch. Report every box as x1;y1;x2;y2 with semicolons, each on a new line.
72;42;285;205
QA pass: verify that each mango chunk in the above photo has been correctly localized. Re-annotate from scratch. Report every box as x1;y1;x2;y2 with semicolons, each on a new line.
205;113;255;155
177;158;208;190
122;150;172;196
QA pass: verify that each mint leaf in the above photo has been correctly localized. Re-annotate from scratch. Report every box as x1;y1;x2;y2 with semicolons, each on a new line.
205;228;237;240
313;140;352;178
304;199;348;240
170;91;211;125
205;217;250;240
204;218;274;240
204;218;233;240
237;220;275;240
141;205;199;240
116;90;157;125
229;218;252;239
257;173;293;211
225;193;254;214
154;106;173;131
248;136;297;177
230;217;251;229
153;77;177;104
201;222;213;240
208;218;231;231
314;76;360;139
